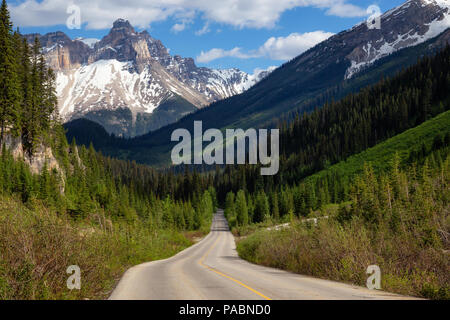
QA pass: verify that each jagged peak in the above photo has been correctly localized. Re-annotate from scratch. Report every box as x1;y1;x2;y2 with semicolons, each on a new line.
384;0;450;17
111;18;135;33
421;0;450;8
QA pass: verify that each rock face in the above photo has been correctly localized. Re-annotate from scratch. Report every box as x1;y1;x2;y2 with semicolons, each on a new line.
26;19;271;137
2;134;60;176
24;32;92;70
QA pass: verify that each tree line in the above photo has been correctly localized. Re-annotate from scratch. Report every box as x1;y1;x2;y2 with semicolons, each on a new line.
0;0;216;232
211;46;450;203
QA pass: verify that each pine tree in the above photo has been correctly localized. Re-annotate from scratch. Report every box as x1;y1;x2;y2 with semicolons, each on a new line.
224;191;235;220
0;0;20;146
19;37;34;155
40;55;57;130
235;190;248;226
254;191;270;223
271;192;279;220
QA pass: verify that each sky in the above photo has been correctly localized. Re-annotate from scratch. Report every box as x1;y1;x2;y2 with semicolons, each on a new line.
8;0;406;73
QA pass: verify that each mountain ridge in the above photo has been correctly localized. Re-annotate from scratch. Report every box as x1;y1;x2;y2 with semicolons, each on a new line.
26;20;273;137
65;10;450;166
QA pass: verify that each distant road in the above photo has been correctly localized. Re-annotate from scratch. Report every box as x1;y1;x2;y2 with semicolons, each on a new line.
109;210;415;300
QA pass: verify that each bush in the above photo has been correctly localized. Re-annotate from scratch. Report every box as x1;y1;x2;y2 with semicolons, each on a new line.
0;196;192;300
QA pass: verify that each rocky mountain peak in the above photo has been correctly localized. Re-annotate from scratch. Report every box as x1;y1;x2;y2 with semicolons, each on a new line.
41;31;71;44
25;31;72;47
92;19;152;66
26;18;271;137
105;19;137;42
112;18;135;32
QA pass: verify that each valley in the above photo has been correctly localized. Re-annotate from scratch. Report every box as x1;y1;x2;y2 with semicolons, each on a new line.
0;0;448;303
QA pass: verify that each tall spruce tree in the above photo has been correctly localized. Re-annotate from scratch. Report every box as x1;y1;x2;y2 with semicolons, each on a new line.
28;36;44;155
0;0;20;146
19;37;34;155
236;190;248;226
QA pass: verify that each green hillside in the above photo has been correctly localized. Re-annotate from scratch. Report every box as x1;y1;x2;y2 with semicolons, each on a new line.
308;110;450;182
233;112;450;300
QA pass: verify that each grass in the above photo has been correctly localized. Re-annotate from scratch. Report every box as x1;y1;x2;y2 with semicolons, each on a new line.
231;220;277;238
0;195;197;300
237;217;449;299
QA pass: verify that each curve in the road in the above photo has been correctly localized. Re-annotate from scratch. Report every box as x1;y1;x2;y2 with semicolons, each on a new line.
109;210;417;300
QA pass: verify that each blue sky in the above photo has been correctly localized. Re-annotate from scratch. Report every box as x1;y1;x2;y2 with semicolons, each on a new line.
8;0;405;73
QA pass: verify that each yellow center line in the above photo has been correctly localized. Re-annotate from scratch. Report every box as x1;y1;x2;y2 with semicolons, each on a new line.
198;231;272;301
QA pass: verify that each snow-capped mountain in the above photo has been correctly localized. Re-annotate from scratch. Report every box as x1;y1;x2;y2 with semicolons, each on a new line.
30;0;450;138
281;0;450;86
26;19;272;137
345;0;450;78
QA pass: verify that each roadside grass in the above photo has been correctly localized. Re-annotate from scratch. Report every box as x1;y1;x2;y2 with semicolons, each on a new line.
232;220;277;238
0;195;193;300
237;218;449;299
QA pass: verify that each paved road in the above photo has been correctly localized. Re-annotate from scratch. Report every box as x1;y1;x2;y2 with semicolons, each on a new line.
109;210;414;300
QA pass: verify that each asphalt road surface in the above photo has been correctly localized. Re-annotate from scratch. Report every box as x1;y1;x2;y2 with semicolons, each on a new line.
109;210;414;300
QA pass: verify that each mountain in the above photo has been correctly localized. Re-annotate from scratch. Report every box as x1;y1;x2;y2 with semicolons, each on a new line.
344;0;450;78
24;31;92;70
26;19;272;137
66;0;450;166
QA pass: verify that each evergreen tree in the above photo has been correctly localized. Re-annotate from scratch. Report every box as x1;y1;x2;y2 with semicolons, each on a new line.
0;0;20;145
224;191;235;220
271;192;279;220
19;37;34;155
254;191;270;223
235;190;248;226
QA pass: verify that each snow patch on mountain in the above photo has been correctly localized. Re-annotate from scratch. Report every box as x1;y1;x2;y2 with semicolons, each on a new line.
237;66;277;91
76;37;100;48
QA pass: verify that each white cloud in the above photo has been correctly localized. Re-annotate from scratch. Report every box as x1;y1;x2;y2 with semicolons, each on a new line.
325;2;367;17
196;30;334;63
9;0;368;30
171;22;187;33
196;47;259;63
258;31;335;60
195;22;210;36
171;10;195;33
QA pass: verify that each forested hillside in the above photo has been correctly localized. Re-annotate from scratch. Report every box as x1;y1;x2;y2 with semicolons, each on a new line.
66;46;450;219
0;1;216;299
237;142;449;299
0;2;56;157
210;47;450;203
279;46;450;183
64;29;450;167
218;49;450;299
